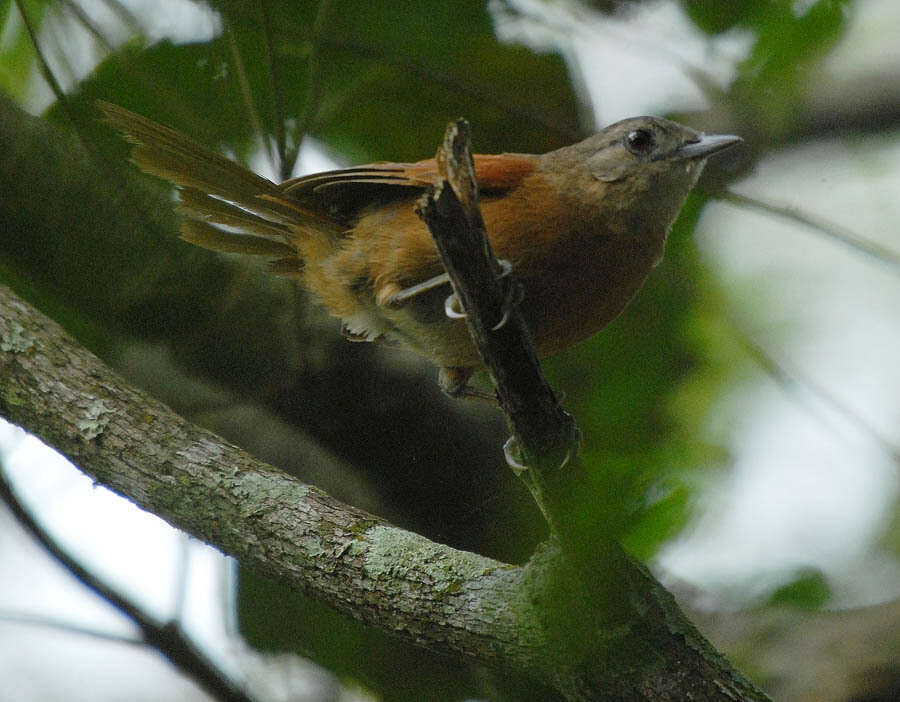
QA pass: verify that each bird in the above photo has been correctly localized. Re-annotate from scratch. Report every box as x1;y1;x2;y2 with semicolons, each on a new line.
99;102;741;396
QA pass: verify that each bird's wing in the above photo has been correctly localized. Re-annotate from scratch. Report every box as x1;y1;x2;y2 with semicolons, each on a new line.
281;153;537;197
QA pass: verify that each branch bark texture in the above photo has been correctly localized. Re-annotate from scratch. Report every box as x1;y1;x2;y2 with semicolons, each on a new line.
0;260;766;700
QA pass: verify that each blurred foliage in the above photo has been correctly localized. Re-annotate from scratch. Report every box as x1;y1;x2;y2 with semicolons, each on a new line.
881;495;900;555
50;0;582;170
0;1;48;98
684;0;852;139
765;568;833;609
543;193;736;556
0;0;877;698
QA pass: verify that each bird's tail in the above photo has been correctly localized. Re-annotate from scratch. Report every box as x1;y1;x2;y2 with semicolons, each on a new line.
98;101;333;271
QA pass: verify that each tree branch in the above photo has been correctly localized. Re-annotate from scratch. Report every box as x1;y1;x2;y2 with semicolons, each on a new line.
412;120;770;700
0;277;767;700
0;283;546;682
416;120;593;550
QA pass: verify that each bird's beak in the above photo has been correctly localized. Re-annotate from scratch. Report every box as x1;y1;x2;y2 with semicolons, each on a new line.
677;133;742;160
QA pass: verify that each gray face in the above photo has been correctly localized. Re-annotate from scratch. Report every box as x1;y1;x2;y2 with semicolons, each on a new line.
584;117;705;183
545;116;739;184
538;116;740;243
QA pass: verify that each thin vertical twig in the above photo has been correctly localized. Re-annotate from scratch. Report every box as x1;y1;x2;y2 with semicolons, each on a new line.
58;0;114;52
15;0;68;106
225;23;277;170
14;0;117;172
99;0;141;34
259;0;288;179
287;0;337;178
417;120;585;549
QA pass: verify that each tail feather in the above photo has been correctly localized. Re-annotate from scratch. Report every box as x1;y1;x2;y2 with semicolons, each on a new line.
98;101;350;268
268;256;305;276
99;101;298;225
179;220;298;259
177;188;291;240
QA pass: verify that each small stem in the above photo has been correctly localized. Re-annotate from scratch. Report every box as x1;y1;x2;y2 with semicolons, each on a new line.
719;189;900;273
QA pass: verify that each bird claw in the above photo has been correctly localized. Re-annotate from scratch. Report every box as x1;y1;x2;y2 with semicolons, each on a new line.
496;258;513;278
438;366;496;402
490;308;511;331
389;272;451;308
503;436;527;475
444;293;467;319
443;259;520;331
491;259;521;331
503;434;576;476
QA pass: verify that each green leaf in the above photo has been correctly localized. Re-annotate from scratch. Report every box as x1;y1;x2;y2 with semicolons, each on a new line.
57;0;584;170
0;0;51;100
766;569;832;610
727;0;852;138
682;0;764;34
622;484;691;560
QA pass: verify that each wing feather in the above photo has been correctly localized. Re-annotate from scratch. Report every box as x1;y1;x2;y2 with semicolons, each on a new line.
281;153;537;197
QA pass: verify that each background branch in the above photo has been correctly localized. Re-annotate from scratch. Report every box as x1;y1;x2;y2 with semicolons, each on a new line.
0;460;253;702
719;190;900;274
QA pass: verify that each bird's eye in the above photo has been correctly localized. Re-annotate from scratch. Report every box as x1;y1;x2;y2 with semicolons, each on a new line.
625;129;654;155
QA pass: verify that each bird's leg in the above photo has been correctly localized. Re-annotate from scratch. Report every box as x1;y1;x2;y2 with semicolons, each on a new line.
438;366;496;402
384;272;451;307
